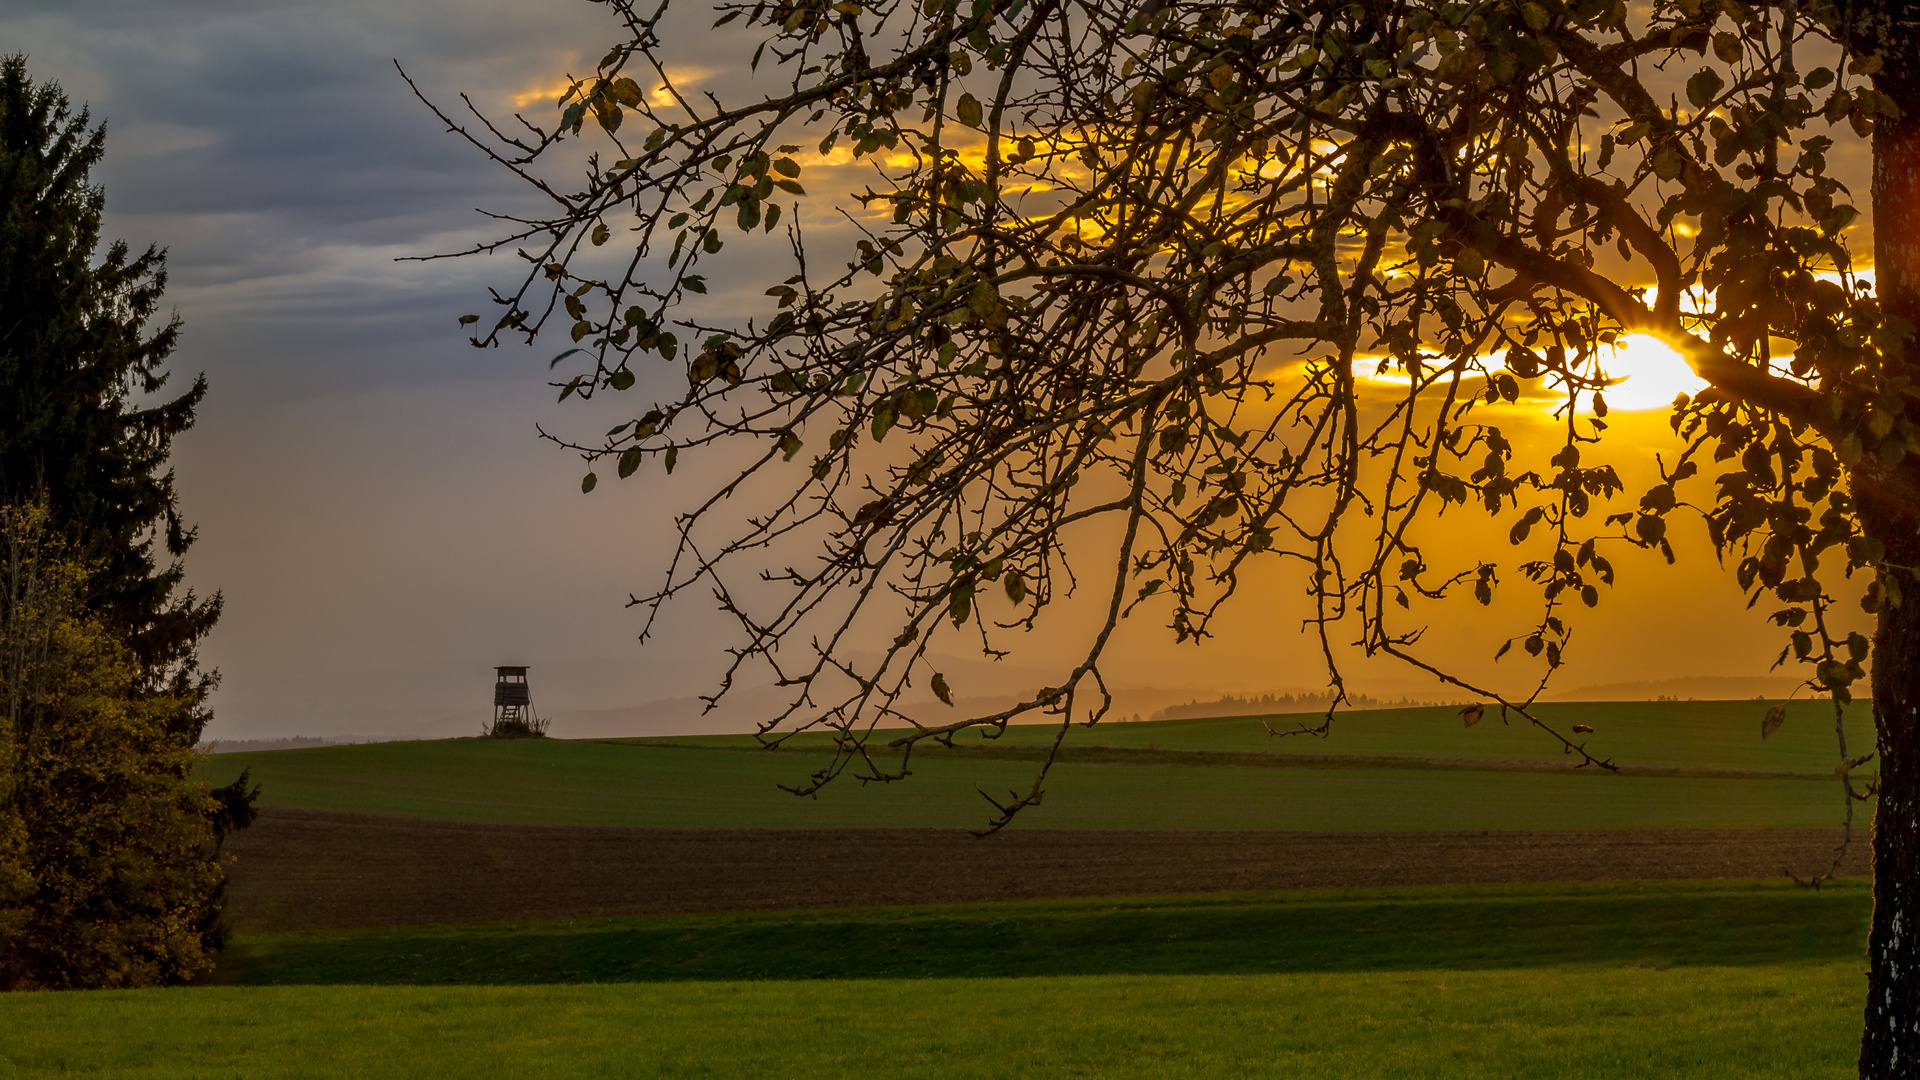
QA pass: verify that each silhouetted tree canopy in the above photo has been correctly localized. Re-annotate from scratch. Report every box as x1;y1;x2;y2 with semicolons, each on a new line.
427;1;1920;1070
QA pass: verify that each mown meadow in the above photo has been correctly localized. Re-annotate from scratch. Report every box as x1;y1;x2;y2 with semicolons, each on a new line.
0;702;1878;1077
3;963;1866;1079
6;881;1875;1077
182;699;1873;831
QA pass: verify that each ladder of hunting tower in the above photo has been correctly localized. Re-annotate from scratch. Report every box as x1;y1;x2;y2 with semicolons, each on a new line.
493;666;534;730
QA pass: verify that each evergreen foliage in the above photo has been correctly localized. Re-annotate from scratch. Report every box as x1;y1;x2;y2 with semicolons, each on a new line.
0;54;218;745
0;58;244;990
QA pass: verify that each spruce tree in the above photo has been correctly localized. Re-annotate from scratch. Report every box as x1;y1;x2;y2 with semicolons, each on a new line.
0;54;218;740
0;57;247;989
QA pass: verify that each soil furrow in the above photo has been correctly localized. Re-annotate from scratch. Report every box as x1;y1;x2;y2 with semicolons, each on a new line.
223;807;1871;932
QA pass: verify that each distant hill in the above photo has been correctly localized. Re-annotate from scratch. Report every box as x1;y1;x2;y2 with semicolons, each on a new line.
543;672;1811;739
1545;675;1803;702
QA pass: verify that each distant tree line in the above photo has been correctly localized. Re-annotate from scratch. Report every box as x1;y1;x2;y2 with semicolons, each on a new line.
202;737;332;754
1151;691;1461;722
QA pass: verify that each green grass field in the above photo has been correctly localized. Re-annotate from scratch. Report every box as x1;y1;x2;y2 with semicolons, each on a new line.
193;706;1869;831
2;880;1872;1079
135;702;1878;1077
209;880;1866;986
639;698;1875;772
0;967;1864;1079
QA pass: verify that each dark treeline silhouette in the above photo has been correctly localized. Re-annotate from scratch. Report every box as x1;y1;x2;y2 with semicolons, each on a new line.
203;737;332;754
1150;692;1460;722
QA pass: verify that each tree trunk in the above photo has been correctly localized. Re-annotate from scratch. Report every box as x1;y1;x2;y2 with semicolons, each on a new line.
1861;32;1920;1078
1859;470;1920;1077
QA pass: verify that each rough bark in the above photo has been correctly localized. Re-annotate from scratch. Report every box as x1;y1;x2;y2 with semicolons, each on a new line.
1859;459;1920;1077
1860;14;1920;1074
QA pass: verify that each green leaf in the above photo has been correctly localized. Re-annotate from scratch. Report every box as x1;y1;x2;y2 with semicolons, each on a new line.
680;275;707;294
664;445;678;474
609;369;635;390
581;472;598;493
1760;704;1786;740
1686;68;1724;110
948;590;972;627
956;93;983;128
594;101;623;134
618;447;642;478
1651;144;1683;182
969;279;1000;318
738;197;761;231
1847;535;1886;566
1847;632;1871;662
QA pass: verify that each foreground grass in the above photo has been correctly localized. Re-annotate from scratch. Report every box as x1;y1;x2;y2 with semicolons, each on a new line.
195;734;1861;831
0;966;1864;1078
207;879;1869;986
7;882;1870;1077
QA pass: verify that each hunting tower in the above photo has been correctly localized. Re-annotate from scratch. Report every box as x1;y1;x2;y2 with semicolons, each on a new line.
487;666;546;737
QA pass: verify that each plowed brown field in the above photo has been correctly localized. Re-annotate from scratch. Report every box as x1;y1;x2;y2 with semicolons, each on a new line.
223;807;1869;933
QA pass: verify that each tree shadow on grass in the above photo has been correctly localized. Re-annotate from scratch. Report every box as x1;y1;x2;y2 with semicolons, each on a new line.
206;881;1871;987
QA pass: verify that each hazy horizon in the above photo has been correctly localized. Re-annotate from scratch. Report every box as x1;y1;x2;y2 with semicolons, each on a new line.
8;0;1872;743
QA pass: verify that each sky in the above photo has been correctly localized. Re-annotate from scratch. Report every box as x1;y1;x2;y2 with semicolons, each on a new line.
3;1;1869;740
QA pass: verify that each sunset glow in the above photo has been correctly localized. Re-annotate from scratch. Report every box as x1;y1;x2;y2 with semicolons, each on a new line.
511;79;574;109
1592;334;1708;412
